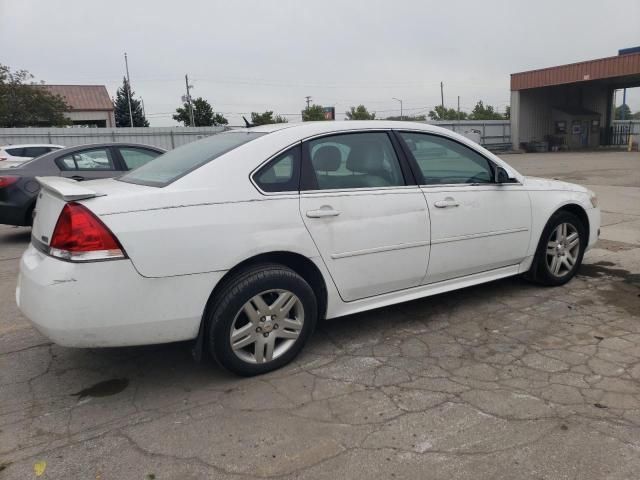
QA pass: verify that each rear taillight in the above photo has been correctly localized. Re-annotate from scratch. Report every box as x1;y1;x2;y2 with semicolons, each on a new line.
49;203;126;262
0;176;19;188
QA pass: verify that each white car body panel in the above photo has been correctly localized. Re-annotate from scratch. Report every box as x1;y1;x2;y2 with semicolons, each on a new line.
18;121;600;348
17;244;222;347
422;184;531;283
300;187;430;301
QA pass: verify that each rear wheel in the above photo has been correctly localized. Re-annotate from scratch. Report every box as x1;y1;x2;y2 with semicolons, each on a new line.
207;264;317;376
526;211;586;286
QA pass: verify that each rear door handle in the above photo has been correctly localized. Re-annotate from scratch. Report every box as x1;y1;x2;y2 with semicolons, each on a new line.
306;207;341;218
71;175;85;181
434;198;460;208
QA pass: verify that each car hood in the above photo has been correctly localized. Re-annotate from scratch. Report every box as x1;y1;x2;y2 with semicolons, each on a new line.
523;176;589;194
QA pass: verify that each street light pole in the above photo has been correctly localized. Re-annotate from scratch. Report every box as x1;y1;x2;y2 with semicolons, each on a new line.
124;52;134;127
185;74;195;127
392;97;403;121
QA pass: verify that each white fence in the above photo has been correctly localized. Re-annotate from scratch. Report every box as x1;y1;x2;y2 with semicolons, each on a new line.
612;120;640;134
426;120;511;149
2;121;637;153
0;126;228;151
0;122;512;151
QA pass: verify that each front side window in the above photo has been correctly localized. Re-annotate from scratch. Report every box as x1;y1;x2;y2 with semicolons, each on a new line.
119;132;265;187
119;147;161;170
305;132;405;190
254;145;300;192
399;132;494;185
57;148;115;171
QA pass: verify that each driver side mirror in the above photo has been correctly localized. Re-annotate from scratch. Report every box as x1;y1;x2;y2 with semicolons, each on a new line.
495;166;517;184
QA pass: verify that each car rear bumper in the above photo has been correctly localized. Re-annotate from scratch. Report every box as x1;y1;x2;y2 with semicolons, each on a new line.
17;244;224;347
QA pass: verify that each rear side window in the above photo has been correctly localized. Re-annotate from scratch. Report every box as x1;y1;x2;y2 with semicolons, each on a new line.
119;132;265;187
119;147;161;170
57;148;115;171
5;148;24;156
22;147;50;157
305;132;405;190
253;146;300;193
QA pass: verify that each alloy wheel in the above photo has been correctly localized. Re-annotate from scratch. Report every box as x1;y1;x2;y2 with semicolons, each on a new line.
545;222;580;277
229;289;304;364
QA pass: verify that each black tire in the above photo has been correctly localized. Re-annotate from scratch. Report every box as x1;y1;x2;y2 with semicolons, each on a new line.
525;210;586;286
206;263;317;376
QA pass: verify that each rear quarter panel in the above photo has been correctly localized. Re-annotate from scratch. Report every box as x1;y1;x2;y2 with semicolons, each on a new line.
99;195;321;278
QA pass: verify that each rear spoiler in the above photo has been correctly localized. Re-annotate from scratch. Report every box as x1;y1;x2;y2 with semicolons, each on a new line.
36;176;106;201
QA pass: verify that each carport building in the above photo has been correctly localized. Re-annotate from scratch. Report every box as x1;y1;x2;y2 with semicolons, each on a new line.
510;50;640;151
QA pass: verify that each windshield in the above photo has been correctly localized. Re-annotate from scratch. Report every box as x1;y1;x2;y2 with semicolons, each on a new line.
119;131;265;187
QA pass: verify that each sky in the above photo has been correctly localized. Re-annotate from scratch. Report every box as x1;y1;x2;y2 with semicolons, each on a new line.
1;0;639;126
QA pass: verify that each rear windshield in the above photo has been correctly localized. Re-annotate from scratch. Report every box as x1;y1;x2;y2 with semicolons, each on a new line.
119;131;265;187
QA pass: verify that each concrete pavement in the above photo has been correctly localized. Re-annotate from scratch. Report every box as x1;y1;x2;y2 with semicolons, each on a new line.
0;150;639;479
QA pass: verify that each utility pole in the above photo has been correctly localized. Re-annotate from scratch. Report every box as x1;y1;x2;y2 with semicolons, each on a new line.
440;81;444;111
124;52;134;127
457;96;460;121
392;97;403;121
305;96;312;109
141;97;146;118
185;74;195;127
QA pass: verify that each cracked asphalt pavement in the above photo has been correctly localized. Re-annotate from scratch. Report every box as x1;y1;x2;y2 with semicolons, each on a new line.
1;151;639;479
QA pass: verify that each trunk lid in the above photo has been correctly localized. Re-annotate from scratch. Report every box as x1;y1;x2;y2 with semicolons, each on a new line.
32;177;161;246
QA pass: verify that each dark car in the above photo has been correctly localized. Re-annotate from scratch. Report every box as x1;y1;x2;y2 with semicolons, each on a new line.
0;142;165;226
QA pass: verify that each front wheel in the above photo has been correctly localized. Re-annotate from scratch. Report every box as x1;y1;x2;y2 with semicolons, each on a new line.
526;211;586;286
207;264;317;376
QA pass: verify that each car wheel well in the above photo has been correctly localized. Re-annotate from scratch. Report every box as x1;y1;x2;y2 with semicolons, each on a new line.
220;252;328;320
193;252;328;362
555;204;589;245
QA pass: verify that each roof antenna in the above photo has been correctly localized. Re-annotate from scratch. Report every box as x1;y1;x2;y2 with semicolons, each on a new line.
242;116;254;128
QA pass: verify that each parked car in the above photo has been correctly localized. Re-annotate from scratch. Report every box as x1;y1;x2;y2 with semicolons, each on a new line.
0;143;164;226
0;144;65;168
17;122;600;376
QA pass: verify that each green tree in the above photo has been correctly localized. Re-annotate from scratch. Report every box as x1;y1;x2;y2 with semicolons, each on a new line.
173;97;227;126
615;103;633;120
213;113;228;126
113;77;149;127
504;105;511;120
302;104;326;121
428;105;467;121
468;100;503;120
250;111;288;126
345;105;376;120
0;64;70;127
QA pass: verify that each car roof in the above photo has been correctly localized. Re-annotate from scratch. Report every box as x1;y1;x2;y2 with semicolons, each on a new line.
2;142;166;174
245;120;451;136
0;144;65;149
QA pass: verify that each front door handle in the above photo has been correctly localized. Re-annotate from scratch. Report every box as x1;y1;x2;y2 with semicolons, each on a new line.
71;175;85;181
306;207;341;218
434;197;460;208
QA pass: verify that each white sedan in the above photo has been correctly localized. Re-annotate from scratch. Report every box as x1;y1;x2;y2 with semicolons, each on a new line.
17;122;600;376
0;144;65;168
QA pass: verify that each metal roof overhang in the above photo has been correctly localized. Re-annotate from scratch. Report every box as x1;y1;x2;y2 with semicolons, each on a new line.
511;53;640;91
